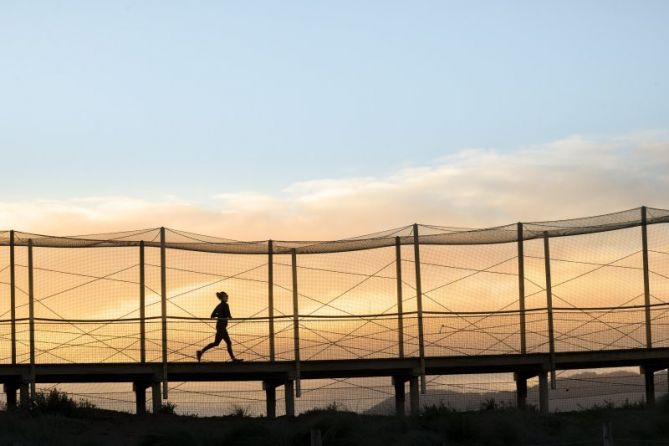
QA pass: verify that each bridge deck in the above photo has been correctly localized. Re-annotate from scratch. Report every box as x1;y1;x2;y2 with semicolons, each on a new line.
2;348;669;384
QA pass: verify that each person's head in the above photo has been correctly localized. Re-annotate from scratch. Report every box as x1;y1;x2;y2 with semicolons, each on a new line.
216;291;228;303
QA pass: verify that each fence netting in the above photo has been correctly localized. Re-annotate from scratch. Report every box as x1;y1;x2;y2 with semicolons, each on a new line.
1;206;669;415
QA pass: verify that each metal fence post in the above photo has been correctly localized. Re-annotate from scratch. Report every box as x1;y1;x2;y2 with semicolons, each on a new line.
291;248;301;397
517;223;527;354
412;224;426;394
543;231;556;389
268;240;275;362
395;236;404;359
28;239;35;402
641;206;652;348
9;230;16;364
160;227;168;399
139;240;146;363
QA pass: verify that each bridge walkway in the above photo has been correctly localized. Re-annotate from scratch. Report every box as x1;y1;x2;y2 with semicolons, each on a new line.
2;347;669;417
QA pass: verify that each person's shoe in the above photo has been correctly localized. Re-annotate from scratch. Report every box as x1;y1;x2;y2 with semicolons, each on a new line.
196;350;202;362
231;357;243;362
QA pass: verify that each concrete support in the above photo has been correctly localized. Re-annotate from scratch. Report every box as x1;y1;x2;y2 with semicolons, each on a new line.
514;373;528;410
285;379;295;417
409;375;420;416
539;372;549;414
392;376;406;417
643;367;655;406
263;381;278;419
19;382;29;408
133;382;149;415
151;381;162;414
4;383;18;409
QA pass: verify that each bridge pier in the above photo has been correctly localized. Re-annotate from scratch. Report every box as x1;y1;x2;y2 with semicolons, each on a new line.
539;372;549;414
263;380;279;419
133;381;150;415
392;376;406;417
19;382;30;408
641;366;656;406
4;383;18;409
514;373;528;410
285;379;295;417
409;375;420;416
151;380;162;414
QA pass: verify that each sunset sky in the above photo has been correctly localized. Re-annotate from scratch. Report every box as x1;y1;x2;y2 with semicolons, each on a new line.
1;1;668;239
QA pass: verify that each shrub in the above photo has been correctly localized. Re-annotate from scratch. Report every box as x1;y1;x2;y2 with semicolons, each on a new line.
228;405;252;417
157;401;177;415
480;398;498;411
31;389;96;416
421;402;454;417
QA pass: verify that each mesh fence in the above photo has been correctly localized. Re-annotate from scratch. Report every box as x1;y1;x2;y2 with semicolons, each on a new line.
1;207;669;414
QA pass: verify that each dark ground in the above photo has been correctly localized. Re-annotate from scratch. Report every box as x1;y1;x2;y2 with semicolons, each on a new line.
3;397;669;445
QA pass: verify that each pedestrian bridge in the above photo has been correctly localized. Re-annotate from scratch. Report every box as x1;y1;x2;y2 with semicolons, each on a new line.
1;206;669;416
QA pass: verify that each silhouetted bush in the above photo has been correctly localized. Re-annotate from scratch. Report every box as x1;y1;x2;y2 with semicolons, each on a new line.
227;405;252;417
157;401;177;415
32;389;96;416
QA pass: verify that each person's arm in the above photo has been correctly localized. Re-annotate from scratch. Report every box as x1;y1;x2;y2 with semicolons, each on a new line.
221;303;232;320
211;304;221;319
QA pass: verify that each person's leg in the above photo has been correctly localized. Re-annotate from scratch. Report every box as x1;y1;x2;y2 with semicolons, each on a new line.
200;331;224;356
221;328;235;359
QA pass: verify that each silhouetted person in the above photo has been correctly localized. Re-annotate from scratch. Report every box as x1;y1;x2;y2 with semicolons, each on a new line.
196;291;241;362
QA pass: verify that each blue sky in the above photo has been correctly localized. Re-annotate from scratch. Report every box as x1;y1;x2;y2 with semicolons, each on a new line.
0;1;668;236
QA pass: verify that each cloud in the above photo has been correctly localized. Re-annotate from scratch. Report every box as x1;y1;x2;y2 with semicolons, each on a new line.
1;132;668;240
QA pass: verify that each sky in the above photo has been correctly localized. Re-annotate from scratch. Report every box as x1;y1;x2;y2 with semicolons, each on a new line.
0;1;668;239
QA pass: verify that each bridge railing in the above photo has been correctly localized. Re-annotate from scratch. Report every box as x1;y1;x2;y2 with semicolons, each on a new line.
2;304;664;365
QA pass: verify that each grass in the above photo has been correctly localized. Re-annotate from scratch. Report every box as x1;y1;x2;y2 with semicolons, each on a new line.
2;391;669;445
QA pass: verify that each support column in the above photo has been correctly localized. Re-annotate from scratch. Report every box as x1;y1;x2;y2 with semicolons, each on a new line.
517;223;526;354
395;237;404;358
160;228;168;399
151;381;162;414
264;381;277;419
4;383;18;409
643;367;655;406
291;249;301;397
139;241;146;363
543;232;556;389
539;372;549;414
28;239;36;403
19;382;29;408
392;376;406;417
641;206;652;348
285;379;295;418
412;224;426;394
409;375;420;416
133;381;149;415
268;240;275;362
9;230;16;364
514;373;528;410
